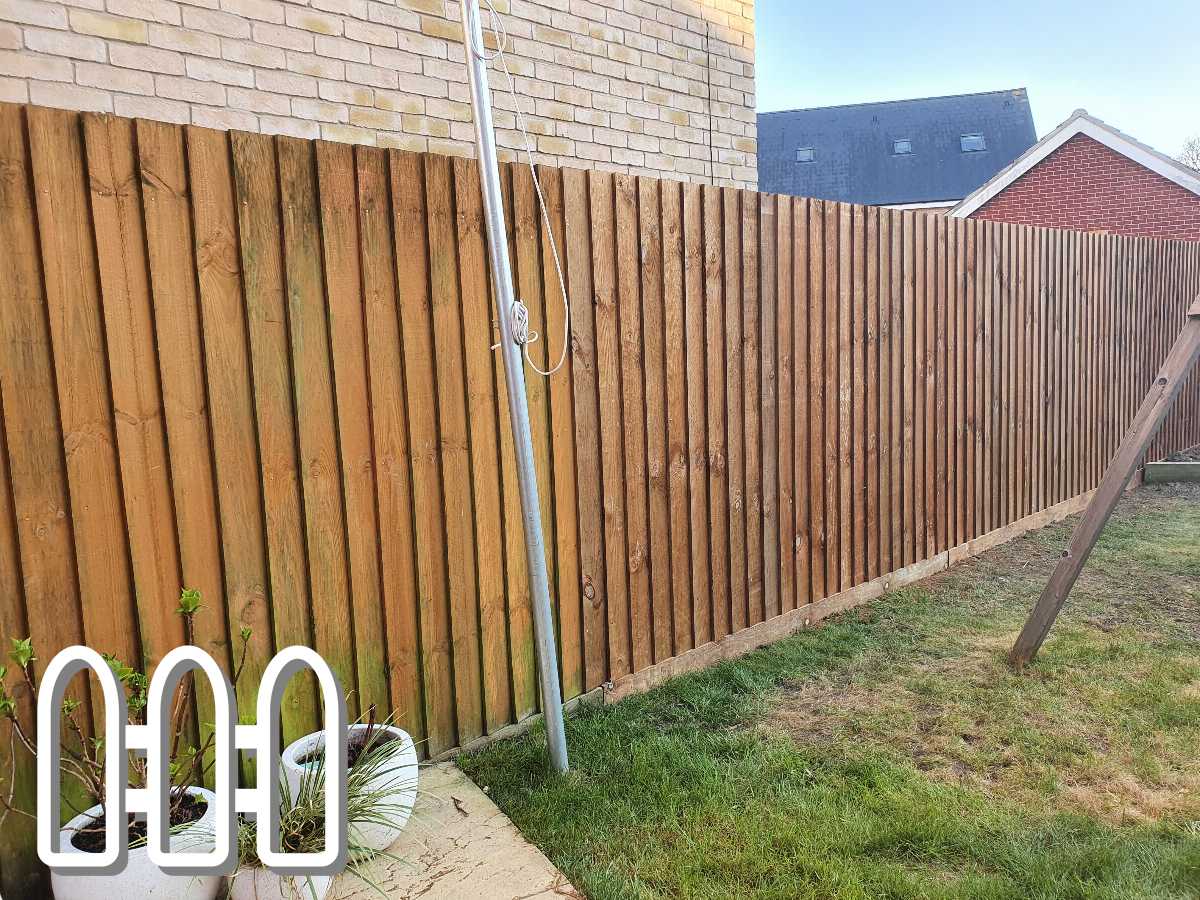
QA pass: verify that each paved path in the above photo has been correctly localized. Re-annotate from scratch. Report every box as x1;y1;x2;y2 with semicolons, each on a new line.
331;762;579;900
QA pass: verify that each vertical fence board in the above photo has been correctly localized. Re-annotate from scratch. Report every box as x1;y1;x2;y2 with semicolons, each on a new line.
590;171;631;676
425;154;484;744
500;167;544;718
186;124;268;736
314;140;390;718
530;169;580;700
739;193;758;624
934;215;949;552
824;203;841;591
0;389;37;896
953;217;968;544
29;107;139;668
966;219;979;537
277;136;358;713
982;220;996;528
724;188;747;631
777;196;796;611
1015;226;1029;517
496;166;537;720
638;177;672;664
837;204;853;591
888;210;904;568
999;223;1013;526
356;146;425;744
878;209;894;572
761;195;780;619
865;206;880;580
661;180;690;658
809;201;826;602
0;104;77;898
915;214;931;560
390;150;455;751
851;206;867;583
564;168;608;685
230;131;318;737
540;167;583;697
453;157;511;730
902;213;917;564
615;175;652;669
83;114;185;671
740;190;761;625
512;165;557;712
139;117;236;706
682;183;709;648
792;199;811;607
703;185;730;640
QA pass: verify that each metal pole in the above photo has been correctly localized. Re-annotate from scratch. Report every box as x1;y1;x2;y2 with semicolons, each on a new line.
459;0;569;773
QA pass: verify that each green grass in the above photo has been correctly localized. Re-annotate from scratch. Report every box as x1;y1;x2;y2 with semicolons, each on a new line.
460;485;1200;899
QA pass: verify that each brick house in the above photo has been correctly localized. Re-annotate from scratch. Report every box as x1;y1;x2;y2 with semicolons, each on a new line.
0;0;757;188
950;109;1200;241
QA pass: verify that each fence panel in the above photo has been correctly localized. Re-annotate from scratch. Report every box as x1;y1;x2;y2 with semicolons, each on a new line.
2;103;1200;897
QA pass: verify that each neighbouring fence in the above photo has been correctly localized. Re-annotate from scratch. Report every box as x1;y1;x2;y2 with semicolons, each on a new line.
1;101;1199;891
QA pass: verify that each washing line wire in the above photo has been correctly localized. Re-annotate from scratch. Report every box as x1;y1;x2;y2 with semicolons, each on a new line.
472;0;571;378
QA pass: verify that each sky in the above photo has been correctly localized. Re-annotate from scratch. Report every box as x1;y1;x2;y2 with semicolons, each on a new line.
754;0;1199;159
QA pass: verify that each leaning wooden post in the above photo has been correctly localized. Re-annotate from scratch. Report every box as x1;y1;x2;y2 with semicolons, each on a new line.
1010;294;1200;669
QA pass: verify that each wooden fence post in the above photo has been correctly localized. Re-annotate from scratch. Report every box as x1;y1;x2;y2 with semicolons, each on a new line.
1010;295;1200;669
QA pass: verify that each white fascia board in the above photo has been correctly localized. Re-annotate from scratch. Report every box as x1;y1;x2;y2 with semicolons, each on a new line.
885;200;961;210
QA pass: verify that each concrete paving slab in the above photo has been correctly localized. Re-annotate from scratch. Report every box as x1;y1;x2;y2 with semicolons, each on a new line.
330;762;579;900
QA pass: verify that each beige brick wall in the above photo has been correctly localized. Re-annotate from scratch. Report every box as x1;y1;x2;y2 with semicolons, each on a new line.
0;0;757;187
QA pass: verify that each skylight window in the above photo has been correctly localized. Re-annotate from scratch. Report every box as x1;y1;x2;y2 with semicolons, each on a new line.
961;133;987;152
796;147;815;163
893;139;913;155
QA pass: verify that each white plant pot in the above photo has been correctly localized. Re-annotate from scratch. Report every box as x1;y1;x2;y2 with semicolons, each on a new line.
50;786;221;900
281;723;418;851
227;869;331;900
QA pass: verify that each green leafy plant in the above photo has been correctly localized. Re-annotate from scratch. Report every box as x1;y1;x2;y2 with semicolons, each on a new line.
0;591;253;845
232;726;408;899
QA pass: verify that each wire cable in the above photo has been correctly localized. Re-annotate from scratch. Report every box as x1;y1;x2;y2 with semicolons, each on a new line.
471;0;571;377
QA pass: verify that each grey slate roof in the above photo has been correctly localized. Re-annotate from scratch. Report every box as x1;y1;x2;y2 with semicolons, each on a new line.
757;89;1038;206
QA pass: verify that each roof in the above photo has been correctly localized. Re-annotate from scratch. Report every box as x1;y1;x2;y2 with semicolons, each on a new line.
949;109;1200;216
756;89;1038;206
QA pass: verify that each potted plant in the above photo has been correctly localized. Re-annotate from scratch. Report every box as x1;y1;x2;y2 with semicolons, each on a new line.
227;813;333;900
50;785;220;900
227;752;394;900
280;709;418;851
0;590;251;900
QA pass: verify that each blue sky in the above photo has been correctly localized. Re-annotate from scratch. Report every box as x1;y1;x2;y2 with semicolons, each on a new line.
754;0;1199;159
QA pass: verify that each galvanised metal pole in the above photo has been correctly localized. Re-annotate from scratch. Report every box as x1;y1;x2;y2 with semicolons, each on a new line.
459;0;569;774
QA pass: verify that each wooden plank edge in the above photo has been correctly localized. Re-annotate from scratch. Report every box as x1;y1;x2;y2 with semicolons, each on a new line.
1143;462;1200;484
432;687;605;763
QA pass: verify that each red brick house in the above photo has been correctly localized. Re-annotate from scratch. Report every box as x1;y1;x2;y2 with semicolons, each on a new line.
949;110;1200;241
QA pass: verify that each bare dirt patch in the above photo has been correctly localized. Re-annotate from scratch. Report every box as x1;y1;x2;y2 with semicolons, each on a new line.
767;628;1200;824
766;485;1200;825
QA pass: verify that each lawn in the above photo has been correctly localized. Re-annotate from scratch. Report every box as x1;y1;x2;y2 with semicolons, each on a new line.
460;484;1200;900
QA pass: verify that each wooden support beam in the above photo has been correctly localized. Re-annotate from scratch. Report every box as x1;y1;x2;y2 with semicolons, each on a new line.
1010;295;1200;669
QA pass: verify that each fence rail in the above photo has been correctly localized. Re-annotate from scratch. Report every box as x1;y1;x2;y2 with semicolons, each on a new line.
1;102;1199;894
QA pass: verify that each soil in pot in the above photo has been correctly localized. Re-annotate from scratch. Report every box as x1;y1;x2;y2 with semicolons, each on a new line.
298;728;400;769
69;793;208;853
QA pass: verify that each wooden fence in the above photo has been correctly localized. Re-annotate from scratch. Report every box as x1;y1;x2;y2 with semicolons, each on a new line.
1;102;1199;893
